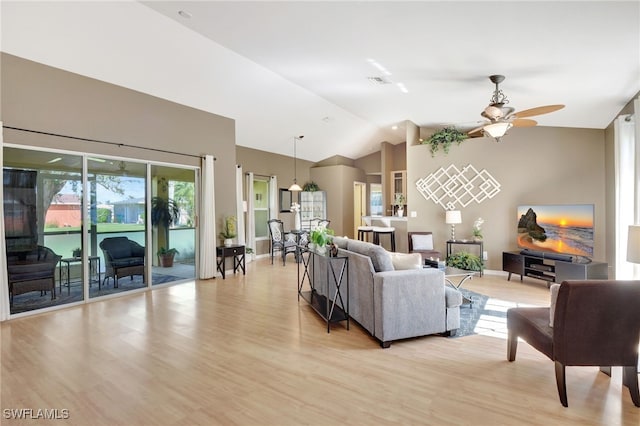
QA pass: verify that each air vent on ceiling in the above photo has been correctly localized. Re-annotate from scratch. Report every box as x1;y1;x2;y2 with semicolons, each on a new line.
367;76;392;85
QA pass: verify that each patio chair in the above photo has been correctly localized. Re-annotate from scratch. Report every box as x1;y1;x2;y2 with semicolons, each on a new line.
99;237;145;288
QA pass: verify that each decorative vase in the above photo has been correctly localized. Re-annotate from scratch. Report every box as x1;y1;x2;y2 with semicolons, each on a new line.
224;238;233;247
397;208;404;217
316;245;327;255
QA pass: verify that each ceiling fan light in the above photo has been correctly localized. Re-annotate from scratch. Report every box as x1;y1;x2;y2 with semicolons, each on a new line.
483;122;512;138
484;105;504;119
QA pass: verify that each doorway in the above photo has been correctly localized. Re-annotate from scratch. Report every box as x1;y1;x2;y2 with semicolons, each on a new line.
353;182;366;239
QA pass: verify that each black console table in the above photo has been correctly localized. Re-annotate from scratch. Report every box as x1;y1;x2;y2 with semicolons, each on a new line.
503;250;608;286
446;240;484;276
297;247;349;333
216;245;245;279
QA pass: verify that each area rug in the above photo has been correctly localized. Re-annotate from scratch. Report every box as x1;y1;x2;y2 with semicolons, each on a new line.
10;273;184;315
453;289;530;339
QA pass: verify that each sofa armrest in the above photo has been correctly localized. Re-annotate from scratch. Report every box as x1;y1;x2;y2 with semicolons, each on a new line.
373;268;447;342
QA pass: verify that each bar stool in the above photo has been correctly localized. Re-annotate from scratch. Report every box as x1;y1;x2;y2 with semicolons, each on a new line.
373;226;396;251
357;226;374;242
357;217;373;242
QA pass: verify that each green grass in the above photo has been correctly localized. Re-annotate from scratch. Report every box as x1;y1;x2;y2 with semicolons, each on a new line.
45;223;145;234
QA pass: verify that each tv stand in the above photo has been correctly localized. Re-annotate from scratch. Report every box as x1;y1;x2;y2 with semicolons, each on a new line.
502;251;607;286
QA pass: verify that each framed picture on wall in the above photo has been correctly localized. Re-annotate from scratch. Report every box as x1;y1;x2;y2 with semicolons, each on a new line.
279;188;292;212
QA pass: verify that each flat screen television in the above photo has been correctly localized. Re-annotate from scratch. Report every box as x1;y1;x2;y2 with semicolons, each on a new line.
517;204;594;259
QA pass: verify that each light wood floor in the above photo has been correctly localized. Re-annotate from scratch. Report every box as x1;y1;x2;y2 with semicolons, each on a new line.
2;258;639;425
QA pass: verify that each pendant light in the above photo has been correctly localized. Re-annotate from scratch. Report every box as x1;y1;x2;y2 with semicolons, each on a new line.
288;135;304;192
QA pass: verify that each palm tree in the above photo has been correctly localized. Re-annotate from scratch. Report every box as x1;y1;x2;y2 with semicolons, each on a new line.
151;196;180;247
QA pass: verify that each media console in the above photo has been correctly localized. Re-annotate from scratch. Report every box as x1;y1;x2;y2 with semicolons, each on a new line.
502;251;608;286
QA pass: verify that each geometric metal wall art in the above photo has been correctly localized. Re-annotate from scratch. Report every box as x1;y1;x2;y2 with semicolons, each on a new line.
416;164;501;210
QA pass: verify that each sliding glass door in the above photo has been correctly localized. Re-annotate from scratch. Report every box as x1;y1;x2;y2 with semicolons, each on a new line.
3;145;198;315
88;158;147;297
150;165;196;285
4;147;84;314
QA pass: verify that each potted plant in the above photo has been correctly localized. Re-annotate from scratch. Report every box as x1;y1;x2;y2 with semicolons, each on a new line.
302;181;320;192
219;216;237;246
394;193;406;217
151;196;180;242
472;217;484;242
157;247;179;267
310;226;334;254
421;126;468;157
446;251;482;271
72;247;82;258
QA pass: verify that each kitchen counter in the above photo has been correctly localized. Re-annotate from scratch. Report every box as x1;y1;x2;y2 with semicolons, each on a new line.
362;216;408;252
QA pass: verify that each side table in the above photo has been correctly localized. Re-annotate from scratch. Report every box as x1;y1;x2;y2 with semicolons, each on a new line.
59;256;101;294
216;245;245;279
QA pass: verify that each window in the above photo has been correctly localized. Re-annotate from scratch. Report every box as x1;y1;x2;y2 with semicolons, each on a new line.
253;178;269;239
370;183;383;216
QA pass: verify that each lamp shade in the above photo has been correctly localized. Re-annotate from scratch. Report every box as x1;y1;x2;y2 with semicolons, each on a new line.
627;225;640;264
445;210;462;224
483;122;512;138
288;183;302;192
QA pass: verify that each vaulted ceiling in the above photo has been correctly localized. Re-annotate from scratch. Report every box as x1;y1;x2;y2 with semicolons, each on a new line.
3;1;639;162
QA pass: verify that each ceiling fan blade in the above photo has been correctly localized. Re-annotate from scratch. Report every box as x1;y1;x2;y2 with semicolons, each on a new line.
513;104;565;118
512;118;538;127
468;126;485;138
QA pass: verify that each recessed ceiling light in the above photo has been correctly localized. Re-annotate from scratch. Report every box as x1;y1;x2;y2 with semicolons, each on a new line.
178;10;192;19
391;125;398;130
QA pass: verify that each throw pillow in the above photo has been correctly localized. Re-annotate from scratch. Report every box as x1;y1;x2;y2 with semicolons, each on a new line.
549;283;561;327
368;245;394;272
412;234;434;250
390;252;422;270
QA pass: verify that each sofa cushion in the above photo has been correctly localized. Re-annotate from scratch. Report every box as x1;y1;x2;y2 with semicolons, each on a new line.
346;238;371;255
332;236;349;249
412;234;434;250
389;252;422;270
368;245;394;272
346;239;393;272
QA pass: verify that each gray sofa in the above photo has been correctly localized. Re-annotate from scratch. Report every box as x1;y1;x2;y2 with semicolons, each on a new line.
309;237;462;347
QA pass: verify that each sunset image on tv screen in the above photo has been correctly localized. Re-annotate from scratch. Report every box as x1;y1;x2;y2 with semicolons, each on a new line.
517;204;594;258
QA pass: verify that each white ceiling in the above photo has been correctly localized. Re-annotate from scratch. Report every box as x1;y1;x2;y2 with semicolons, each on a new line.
2;2;640;162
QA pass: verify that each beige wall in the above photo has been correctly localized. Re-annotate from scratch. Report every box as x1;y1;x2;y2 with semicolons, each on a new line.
1;53;238;237
406;126;607;272
310;165;366;238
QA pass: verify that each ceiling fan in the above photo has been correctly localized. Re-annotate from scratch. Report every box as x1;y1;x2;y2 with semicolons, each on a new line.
468;75;564;141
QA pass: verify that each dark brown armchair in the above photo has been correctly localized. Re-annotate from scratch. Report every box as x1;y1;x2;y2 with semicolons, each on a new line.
99;237;145;288
7;245;61;306
507;280;640;407
408;232;441;264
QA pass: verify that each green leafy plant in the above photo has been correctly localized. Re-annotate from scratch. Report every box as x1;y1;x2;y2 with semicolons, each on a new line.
310;227;335;247
394;193;406;207
302;181;320;192
72;247;82;257
446;251;482;271
157;247;179;257
219;216;237;239
422;127;468;157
